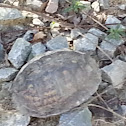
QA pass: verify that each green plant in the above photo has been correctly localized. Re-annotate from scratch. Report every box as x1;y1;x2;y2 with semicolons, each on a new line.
50;21;59;29
107;25;126;40
64;0;86;13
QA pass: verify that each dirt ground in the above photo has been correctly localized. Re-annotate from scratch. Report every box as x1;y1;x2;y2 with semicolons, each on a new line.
109;0;126;6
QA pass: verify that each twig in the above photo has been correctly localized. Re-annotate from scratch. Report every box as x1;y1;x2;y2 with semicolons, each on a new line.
82;11;109;31
96;91;109;109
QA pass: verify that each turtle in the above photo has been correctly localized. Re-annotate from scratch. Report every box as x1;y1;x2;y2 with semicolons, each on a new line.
11;50;101;118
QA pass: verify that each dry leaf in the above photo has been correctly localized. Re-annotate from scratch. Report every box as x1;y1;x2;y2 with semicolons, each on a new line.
32;31;46;43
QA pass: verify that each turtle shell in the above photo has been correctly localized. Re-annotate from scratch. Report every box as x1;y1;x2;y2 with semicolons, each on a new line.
12;50;101;118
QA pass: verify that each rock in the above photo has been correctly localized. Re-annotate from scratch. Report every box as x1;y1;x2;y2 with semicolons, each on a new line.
118;54;126;62
32;18;44;26
45;0;59;13
28;42;46;60
0;7;23;20
88;28;107;38
32;31;46;42
51;28;60;37
118;87;126;103
0;111;30;126
70;28;82;40
0;43;4;62
23;30;38;42
118;4;126;10
25;0;43;10
0;82;11;99
46;35;68;50
122;17;126;24
0;82;13;111
80;1;91;13
8;38;31;69
0;68;18;83
101;60;126;89
121;105;126;116
99;82;109;90
61;31;72;42
105;15;125;29
99;0;109;9
73;33;98;55
98;37;124;59
0;81;30;126
59;108;92;126
0;7;24;30
59;0;65;7
91;1;100;12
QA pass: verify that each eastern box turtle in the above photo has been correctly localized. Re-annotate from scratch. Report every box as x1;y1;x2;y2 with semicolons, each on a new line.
11;50;101;118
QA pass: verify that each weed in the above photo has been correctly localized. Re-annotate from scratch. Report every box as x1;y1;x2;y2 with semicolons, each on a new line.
50;21;59;29
107;25;126;40
64;0;86;13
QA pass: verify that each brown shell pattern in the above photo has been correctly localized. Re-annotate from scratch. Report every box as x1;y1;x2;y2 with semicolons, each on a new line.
12;50;101;117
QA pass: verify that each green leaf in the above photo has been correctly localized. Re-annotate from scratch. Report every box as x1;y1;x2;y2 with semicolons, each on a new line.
107;25;126;40
64;0;86;13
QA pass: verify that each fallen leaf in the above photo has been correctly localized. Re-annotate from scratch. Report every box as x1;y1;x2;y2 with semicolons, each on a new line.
32;31;46;43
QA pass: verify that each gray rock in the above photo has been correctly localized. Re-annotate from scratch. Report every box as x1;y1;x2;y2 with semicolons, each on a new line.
59;108;92;126
122;17;126;24
26;0;43;8
0;82;12;111
46;35;68;50
91;1;100;12
101;60;126;89
0;82;12;102
105;15;125;29
45;0;59;13
8;38;31;69
121;105;126;116
61;31;72;42
118;54;126;62
0;81;30;126
80;1;91;13
0;7;23;20
32;18;44;26
71;28;82;39
88;28;107;38
99;0;109;9
99;82;109;90
118;4;126;10
0;7;23;30
51;28;60;37
70;28;87;40
118;87;126;103
73;33;98;54
28;42;46;60
81;14;88;21
23;30;38;41
0;68;18;83
98;37;124;59
0;43;4;62
0;111;30;126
